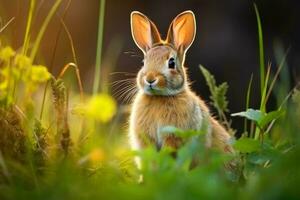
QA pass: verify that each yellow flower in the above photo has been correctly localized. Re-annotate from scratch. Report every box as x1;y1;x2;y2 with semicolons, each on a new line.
0;67;9;90
73;94;117;123
86;94;117;122
89;148;105;162
0;46;15;62
30;65;51;82
0;78;8;90
14;54;31;69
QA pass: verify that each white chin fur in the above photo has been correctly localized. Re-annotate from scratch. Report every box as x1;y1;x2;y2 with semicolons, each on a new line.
142;87;183;96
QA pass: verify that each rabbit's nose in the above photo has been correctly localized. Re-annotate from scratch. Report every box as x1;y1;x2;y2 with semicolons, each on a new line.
147;79;156;84
144;77;158;86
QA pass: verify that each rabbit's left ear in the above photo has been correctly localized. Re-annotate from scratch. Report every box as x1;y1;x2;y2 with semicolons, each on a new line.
166;11;196;53
131;11;161;54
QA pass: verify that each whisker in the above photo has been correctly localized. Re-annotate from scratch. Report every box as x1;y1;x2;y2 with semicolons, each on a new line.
111;82;134;93
110;71;136;76
124;51;142;58
124;87;138;104
115;83;136;98
112;83;136;95
123;86;137;100
110;78;135;86
113;84;136;98
111;80;135;90
118;86;137;103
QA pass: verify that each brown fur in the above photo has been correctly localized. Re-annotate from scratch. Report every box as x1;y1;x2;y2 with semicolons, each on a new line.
129;11;234;168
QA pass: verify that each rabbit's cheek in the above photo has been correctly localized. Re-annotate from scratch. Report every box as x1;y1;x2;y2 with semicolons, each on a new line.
169;74;184;90
137;71;145;89
157;76;166;88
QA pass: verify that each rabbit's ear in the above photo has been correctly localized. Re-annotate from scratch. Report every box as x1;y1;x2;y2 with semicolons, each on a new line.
131;11;161;54
167;11;196;53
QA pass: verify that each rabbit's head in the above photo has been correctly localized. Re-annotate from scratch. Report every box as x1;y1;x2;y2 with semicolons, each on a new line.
131;11;196;96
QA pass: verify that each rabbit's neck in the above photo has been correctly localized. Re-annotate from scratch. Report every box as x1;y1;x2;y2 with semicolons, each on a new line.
140;87;192;100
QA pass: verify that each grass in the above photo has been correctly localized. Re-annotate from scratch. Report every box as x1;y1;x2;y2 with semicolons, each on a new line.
0;2;300;200
29;0;62;61
22;0;35;55
254;3;266;111
93;0;106;95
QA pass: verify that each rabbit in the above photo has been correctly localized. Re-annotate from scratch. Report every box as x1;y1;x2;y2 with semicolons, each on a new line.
129;10;234;169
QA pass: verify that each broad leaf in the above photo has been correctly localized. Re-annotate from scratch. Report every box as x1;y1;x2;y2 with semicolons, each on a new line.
233;137;260;153
159;126;203;139
231;109;263;122
259;110;284;128
231;108;284;129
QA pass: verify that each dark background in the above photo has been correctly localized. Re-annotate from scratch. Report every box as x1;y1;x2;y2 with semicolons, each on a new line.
1;0;300;132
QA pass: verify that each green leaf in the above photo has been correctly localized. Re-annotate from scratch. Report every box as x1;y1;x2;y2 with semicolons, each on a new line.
231;108;284;129
292;89;300;104
259;110;284;128
231;109;263;122
199;65;229;113
233;137;260;153
214;82;229;112
159;126;203;139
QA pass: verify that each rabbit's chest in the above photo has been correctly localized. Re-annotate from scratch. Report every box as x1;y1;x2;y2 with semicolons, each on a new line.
132;94;203;142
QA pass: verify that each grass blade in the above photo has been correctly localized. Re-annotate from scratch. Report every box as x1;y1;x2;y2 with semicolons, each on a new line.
22;0;36;55
60;18;78;65
254;3;266;112
30;0;62;61
244;73;253;136
0;17;15;34
39;0;72;120
265;47;290;106
93;0;106;95
260;63;271;111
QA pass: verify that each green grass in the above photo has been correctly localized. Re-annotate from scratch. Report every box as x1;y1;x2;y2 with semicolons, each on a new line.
254;3;266;112
0;2;299;200
29;0;62;61
22;0;35;55
93;0;106;95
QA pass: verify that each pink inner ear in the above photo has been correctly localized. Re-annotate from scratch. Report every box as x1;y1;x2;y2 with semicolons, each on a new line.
132;16;152;51
171;14;195;51
138;19;152;49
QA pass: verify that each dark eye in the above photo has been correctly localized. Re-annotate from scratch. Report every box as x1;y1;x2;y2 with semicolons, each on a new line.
168;57;175;69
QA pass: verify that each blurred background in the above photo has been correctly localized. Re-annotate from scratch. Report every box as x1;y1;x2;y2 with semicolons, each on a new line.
0;0;299;132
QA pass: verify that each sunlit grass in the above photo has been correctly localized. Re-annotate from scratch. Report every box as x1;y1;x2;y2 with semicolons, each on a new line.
0;2;299;200
29;0;62;61
254;3;266;112
93;0;106;95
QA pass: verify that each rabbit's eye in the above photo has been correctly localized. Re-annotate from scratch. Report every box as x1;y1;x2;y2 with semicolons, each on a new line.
168;57;175;69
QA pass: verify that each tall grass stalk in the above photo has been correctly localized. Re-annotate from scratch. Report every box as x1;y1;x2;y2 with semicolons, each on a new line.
58;63;83;101
253;4;267;140
93;0;106;95
0;17;15;34
264;47;290;106
49;0;72;72
244;74;253;136
22;0;36;55
29;0;62;61
260;63;271;111
60;19;78;65
254;3;266;112
39;0;72;120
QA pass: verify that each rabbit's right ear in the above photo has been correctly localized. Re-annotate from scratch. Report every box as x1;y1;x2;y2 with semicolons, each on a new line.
131;11;161;54
166;11;196;54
